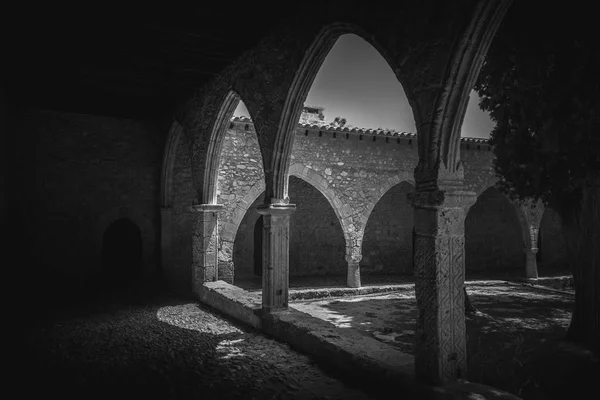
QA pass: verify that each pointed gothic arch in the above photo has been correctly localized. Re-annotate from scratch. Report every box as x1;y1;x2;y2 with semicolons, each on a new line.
270;24;417;201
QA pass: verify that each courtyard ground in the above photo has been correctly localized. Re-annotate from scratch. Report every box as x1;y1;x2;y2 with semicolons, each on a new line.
286;279;597;400
18;290;381;400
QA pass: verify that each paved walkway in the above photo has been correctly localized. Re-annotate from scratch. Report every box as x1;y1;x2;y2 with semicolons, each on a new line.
20;293;380;400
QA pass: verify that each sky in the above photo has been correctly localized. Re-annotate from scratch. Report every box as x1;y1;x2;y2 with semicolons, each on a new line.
234;34;495;139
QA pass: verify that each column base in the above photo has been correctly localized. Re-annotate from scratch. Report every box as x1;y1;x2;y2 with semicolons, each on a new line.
525;248;539;278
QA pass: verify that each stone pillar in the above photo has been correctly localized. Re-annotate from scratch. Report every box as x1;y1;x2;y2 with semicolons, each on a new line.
257;202;296;311
345;253;362;288
409;189;476;385
160;206;174;271
525;225;539;278
190;204;224;294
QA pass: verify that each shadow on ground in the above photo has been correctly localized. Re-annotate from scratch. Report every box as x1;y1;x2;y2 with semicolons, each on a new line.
290;281;597;399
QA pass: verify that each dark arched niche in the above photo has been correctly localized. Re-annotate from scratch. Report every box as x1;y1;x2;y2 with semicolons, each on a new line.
465;187;523;276
538;207;569;274
101;218;143;287
362;181;415;275
234;192;266;280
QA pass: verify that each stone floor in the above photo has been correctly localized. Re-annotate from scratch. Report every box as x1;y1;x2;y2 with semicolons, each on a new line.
19;291;381;400
288;280;574;355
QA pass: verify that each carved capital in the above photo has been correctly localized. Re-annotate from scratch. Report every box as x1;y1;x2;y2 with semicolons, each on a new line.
414;160;465;192
257;203;296;216
190;204;226;213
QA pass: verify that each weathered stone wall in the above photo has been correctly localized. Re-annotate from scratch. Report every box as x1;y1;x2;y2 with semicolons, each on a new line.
539;207;569;272
465;187;524;274
218;118;543;282
169;132;195;293
362;181;415;275
288;176;346;276
13;108;162;299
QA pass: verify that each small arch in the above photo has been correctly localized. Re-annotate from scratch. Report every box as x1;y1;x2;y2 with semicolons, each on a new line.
363;181;415;275
95;209;155;277
288;176;347;278
101;218;143;287
288;163;352;254
203;91;265;206
465;186;523;276
538;207;569;274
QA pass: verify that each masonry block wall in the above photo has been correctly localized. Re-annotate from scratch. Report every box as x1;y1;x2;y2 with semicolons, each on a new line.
215;118;566;284
12;108;162;299
168;132;195;292
362;181;415;274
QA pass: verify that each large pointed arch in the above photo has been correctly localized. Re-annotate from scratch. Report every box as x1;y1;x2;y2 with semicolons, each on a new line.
271;23;417;201
202;90;262;205
414;0;513;187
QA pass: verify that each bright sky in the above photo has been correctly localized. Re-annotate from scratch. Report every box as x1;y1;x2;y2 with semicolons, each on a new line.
234;34;494;139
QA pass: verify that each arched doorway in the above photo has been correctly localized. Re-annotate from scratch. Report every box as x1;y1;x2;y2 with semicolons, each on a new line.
538;207;569;274
465;187;523;277
101;218;143;287
363;181;415;275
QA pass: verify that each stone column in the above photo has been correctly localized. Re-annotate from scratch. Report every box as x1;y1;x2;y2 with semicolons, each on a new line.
408;189;476;385
346;252;362;288
190;204;224;294
160;206;174;271
525;225;539;278
257;202;296;311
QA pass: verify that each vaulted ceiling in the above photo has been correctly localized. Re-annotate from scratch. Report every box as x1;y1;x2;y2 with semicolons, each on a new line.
6;2;288;118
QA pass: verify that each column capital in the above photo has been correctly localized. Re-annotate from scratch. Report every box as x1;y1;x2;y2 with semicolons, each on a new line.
257;203;296;216
408;190;477;210
190;204;225;213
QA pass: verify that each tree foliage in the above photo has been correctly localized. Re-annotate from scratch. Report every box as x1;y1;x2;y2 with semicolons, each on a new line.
475;1;600;355
474;1;600;210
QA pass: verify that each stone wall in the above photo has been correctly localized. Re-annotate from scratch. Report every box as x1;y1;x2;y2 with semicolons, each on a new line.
362;181;415;275
13;108;162;299
216;118;559;283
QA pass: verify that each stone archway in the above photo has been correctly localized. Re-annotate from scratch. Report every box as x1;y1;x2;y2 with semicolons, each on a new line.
362;180;415;276
465;186;523;277
538;207;569;274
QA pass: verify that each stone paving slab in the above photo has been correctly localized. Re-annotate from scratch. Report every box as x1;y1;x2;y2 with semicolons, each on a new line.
197;280;523;399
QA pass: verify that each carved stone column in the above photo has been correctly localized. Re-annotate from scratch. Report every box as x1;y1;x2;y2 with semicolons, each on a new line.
257;202;296;311
190;204;224;294
525;225;539;278
345;252;362;288
408;189;477;385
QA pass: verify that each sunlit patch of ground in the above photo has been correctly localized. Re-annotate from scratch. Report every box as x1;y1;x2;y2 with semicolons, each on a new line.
290;281;596;399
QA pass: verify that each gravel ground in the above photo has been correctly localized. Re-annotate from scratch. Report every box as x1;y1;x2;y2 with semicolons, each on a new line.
18;292;378;400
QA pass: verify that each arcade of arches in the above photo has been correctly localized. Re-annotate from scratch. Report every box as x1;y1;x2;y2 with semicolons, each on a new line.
14;1;570;385
161;115;568;293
